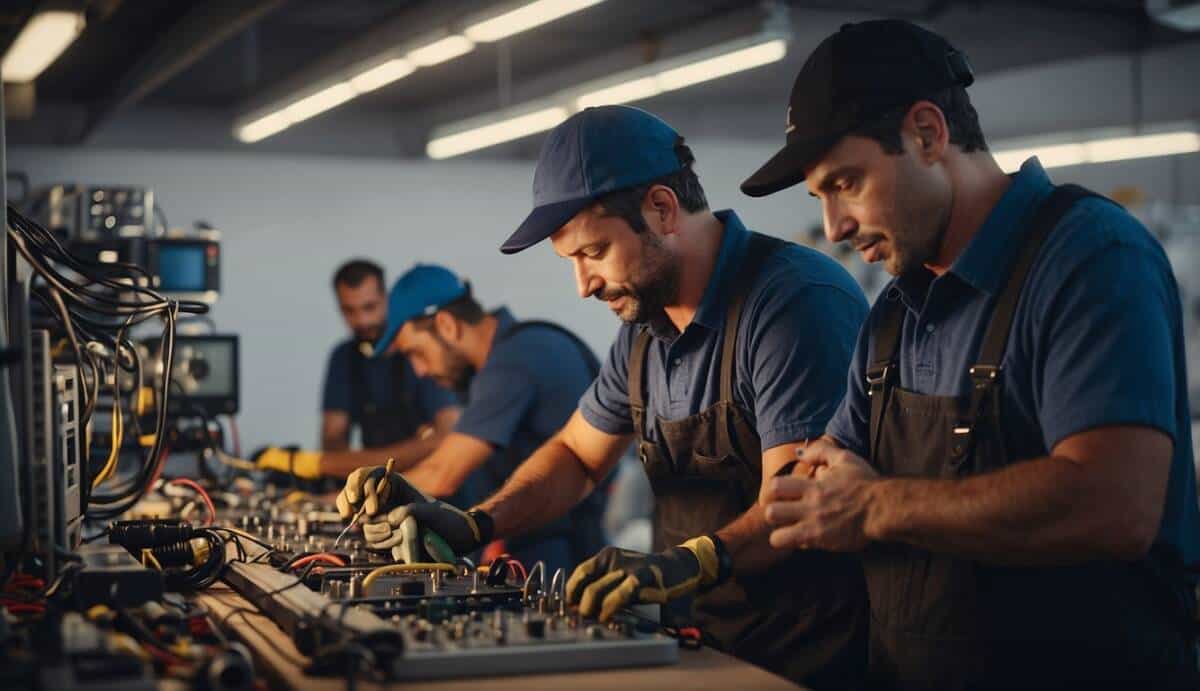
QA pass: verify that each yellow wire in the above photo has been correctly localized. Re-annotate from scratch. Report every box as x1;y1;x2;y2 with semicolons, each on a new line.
361;563;454;590
216;450;257;471
91;398;122;489
141;548;163;571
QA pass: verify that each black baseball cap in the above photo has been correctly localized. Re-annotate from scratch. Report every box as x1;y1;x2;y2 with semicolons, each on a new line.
741;19;974;197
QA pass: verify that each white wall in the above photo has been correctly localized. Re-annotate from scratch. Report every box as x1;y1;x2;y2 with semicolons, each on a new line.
2;137;834;451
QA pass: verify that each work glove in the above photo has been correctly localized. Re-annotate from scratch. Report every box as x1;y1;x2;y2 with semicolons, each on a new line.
566;536;726;622
337;466;492;564
335;465;416;519
253;446;322;480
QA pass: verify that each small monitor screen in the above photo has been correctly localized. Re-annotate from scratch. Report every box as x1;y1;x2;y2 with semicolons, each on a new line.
174;339;236;399
157;244;207;292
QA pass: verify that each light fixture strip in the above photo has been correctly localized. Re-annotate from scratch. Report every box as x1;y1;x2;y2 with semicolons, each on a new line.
464;0;606;42
993;130;1200;171
237;0;606;143
406;35;476;67
427;35;790;159
1;10;86;83
427;107;569;159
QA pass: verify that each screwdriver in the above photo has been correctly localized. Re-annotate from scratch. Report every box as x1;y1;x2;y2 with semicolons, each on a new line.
335;456;395;548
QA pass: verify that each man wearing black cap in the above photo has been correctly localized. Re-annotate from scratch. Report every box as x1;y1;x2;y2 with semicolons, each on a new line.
748;19;1200;689
339;105;872;687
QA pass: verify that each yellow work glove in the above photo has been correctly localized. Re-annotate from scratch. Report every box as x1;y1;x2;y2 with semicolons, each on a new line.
253;447;322;480
565;535;725;622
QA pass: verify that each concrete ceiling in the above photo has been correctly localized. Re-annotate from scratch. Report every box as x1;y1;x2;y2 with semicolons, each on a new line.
3;0;1193;156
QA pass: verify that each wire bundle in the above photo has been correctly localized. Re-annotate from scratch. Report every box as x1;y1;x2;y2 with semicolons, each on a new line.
6;205;208;519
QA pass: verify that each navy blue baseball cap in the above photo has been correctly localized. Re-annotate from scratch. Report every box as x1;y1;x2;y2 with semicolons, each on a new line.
501;105;685;254
374;264;469;356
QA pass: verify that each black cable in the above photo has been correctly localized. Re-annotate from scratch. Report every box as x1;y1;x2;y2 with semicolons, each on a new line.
8;206;189;310
87;303;175;516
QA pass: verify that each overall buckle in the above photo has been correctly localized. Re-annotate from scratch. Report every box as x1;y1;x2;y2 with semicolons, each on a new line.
866;364;892;396
968;364;1000;388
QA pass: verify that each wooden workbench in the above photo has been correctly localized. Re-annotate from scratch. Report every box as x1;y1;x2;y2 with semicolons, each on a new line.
196;583;802;690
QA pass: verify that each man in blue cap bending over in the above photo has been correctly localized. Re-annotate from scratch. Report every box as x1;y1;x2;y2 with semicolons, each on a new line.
335;264;608;575
338;105;871;688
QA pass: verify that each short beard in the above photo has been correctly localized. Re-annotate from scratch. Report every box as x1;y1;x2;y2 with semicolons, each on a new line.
598;232;680;324
429;331;475;394
354;324;383;343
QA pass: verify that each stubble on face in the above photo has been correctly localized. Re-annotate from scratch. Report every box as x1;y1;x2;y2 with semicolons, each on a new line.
597;231;680;324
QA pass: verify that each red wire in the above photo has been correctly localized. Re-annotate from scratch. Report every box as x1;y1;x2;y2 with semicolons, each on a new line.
3;602;45;614
490;554;527;581
7;575;45;590
144;643;185;666
289;553;346;570
168;477;215;525
507;561;527;581
146;445;172;493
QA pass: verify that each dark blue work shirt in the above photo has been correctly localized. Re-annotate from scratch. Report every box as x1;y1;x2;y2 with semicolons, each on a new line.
321;340;456;426
455;307;603;572
581;209;869;453
455;308;595;465
827;157;1200;570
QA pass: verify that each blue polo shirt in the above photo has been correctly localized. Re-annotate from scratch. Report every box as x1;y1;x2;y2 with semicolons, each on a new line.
455;307;604;572
321;340;457;426
454;308;596;460
581;209;868;454
827;157;1200;570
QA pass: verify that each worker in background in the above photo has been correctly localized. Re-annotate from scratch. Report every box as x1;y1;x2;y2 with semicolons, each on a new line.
339;106;870;689
253;259;460;483
337;264;609;574
745;20;1200;689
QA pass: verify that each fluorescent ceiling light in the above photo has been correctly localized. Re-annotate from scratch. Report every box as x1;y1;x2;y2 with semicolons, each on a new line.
236;112;291;143
427;107;568;159
993;130;1200;171
576;76;662;109
407;35;475;67
432;35;789;157
465;0;605;42
657;39;787;91
284;82;357;124
2;10;86;83
349;58;415;93
573;38;788;110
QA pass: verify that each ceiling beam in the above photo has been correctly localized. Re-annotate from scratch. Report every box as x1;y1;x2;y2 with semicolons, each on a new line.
76;0;286;143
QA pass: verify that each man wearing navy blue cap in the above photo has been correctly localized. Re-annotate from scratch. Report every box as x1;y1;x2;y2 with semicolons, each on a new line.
339;105;872;687
335;264;608;575
748;19;1200;689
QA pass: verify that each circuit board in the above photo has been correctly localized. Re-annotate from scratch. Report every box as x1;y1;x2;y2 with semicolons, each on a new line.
215;491;680;680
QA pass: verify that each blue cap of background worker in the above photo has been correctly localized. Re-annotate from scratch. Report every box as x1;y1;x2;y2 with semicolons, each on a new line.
500;105;685;254
374;264;468;356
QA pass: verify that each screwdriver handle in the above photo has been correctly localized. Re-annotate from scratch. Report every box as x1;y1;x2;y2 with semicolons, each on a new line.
375;457;397;502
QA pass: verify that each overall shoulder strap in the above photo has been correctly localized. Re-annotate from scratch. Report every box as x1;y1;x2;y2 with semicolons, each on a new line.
972;184;1103;376
866;297;905;462
718;232;788;404
347;342;370;411
627;328;653;420
498;319;601;378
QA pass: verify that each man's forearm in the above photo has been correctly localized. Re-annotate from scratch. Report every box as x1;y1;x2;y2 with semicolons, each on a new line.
476;435;597;540
322;435;350;452
320;434;439;478
715;503;791;575
866;453;1154;565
